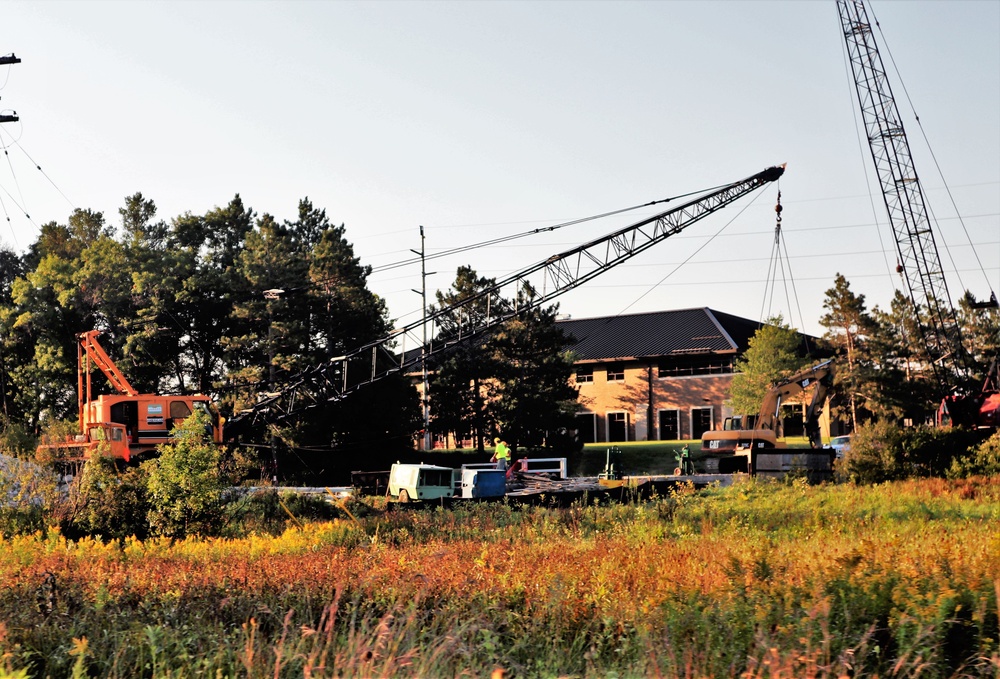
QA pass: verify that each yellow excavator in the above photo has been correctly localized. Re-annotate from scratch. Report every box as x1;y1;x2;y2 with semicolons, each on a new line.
697;359;836;477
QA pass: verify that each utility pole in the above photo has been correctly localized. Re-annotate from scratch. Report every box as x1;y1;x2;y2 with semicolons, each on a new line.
0;53;20;408
264;288;285;481
411;227;433;451
0;54;21;125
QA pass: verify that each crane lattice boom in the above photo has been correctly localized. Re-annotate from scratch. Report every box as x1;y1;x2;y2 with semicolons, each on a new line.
225;164;785;438
838;0;967;382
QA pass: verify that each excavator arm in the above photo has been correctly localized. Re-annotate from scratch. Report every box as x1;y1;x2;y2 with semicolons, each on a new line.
754;359;835;445
699;358;836;475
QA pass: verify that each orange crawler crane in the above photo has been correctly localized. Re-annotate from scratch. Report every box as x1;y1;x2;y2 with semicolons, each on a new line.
36;331;222;462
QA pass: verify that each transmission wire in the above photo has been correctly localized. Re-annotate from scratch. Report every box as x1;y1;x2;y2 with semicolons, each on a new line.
2;132;76;210
0;127;30;223
870;5;995;300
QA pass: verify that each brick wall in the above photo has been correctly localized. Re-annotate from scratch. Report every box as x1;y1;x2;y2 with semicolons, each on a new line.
572;361;734;442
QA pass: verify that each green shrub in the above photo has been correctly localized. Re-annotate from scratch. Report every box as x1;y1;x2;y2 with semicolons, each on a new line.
948;431;1000;478
841;420;904;484
0;417;36;458
67;452;151;540
144;411;224;538
897;426;982;478
843;422;982;484
0;454;61;536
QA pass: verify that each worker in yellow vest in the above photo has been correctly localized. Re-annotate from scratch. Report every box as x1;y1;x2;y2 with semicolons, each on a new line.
492;437;511;471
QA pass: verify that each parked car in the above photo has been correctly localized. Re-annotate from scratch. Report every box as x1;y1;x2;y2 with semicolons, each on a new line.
830;435;851;459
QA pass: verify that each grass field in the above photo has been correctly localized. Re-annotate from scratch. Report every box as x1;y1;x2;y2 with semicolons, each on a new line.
1;474;998;678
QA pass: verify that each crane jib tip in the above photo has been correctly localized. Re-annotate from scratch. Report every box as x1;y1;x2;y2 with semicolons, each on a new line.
760;164;786;182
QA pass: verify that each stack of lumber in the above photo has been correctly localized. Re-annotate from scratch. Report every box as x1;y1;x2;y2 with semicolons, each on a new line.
505;472;606;496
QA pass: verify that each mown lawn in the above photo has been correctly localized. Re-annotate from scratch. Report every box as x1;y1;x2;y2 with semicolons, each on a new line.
1;476;998;678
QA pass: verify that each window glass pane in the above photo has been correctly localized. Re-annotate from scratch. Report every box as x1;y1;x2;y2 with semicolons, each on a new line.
608;412;628;442
692;408;713;438
170;401;193;419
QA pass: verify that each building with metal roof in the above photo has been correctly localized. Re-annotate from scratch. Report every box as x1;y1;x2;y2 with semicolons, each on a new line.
556;308;817;443
412;307;823;447
557;308;761;363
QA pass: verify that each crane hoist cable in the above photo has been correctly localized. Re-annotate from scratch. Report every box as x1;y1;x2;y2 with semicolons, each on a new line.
612;183;770;320
309;182;741;301
368;193;686;276
870;10;996;304
759;190;806;336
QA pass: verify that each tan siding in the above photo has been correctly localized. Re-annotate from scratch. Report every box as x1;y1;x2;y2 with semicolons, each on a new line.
572;361;734;441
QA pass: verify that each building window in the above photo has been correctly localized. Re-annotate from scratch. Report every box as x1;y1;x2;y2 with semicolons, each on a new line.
607;412;629;442
658;409;680;441
691;407;713;439
575;412;597;443
575;365;594;383
658;356;735;377
606;363;625;382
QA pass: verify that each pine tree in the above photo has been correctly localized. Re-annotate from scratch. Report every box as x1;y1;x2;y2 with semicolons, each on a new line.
820;274;873;429
428;266;500;452
487;284;579;451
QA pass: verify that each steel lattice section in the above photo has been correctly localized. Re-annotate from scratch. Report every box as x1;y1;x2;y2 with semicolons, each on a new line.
839;0;965;380
225;165;784;437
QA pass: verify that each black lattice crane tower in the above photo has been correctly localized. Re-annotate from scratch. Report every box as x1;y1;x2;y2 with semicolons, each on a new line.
837;0;970;388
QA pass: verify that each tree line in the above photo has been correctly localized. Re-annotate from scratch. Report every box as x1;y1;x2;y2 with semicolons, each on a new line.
0;194;577;457
1;192;995;459
730;273;999;432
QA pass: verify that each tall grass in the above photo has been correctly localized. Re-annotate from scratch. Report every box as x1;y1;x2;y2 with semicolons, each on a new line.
1;478;998;677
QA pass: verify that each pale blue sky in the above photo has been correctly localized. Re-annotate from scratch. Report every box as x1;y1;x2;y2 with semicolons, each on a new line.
1;0;997;337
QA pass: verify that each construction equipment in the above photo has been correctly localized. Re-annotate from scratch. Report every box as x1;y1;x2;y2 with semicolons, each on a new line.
224;164;786;442
838;0;999;430
939;359;1000;430
386;462;506;503
699;359;836;474
35;331;222;462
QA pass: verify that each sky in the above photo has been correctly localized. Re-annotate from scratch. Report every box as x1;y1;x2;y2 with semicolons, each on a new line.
1;0;997;339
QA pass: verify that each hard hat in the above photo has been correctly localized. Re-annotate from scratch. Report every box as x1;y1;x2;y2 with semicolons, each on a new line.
494;437;500;444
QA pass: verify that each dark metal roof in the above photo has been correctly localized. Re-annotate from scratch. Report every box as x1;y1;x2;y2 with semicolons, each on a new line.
556;308;763;362
402;307;815;369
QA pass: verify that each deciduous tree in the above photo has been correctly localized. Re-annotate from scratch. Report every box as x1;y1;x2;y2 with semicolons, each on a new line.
728;315;809;417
